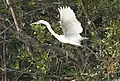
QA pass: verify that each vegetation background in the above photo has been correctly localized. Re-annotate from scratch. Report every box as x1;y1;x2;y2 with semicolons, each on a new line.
0;0;120;81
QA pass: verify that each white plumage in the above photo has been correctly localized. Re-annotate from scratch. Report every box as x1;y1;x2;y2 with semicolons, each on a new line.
31;6;87;46
58;6;83;34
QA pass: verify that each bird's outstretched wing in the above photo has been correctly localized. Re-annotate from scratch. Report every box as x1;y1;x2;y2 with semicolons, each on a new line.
58;6;83;37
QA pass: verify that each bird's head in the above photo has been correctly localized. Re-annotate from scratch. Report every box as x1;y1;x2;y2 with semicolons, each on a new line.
31;20;47;25
31;21;39;25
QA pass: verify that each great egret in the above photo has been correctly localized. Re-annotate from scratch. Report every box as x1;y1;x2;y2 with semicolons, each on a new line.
31;6;87;46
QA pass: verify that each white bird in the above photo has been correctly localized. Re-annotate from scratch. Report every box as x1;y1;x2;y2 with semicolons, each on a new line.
31;6;87;46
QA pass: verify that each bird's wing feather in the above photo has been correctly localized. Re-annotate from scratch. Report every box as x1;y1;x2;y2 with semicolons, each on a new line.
58;6;83;36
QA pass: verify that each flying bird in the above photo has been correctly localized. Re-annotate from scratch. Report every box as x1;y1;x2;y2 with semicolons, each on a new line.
31;6;87;46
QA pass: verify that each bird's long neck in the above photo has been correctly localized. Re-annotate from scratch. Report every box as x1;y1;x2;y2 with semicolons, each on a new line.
39;21;60;40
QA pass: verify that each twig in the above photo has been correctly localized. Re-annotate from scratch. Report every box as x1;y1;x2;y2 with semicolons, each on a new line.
0;39;12;44
14;63;32;81
0;26;11;36
2;32;7;81
85;46;100;61
0;19;14;36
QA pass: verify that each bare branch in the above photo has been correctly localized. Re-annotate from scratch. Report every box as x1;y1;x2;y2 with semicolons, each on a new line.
6;0;20;32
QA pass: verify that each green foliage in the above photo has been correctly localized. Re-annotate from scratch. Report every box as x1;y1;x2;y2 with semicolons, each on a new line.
0;0;120;81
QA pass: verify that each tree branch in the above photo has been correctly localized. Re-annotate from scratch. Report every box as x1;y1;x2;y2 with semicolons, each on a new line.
6;0;20;32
